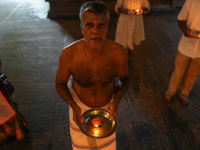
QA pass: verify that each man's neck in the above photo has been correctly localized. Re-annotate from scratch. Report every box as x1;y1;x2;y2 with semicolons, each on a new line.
85;44;105;55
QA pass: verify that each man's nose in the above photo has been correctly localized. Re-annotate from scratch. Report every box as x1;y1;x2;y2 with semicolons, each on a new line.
92;26;99;34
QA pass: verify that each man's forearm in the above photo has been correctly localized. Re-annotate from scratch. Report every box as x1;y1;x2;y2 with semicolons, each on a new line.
56;83;77;107
178;20;190;37
112;78;129;105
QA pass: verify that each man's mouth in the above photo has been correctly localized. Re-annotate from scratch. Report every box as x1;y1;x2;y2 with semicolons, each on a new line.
90;37;102;40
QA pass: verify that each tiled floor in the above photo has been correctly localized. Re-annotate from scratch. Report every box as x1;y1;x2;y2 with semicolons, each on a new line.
0;0;200;150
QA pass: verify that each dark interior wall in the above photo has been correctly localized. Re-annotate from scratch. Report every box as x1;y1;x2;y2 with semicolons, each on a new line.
45;0;185;4
45;0;185;19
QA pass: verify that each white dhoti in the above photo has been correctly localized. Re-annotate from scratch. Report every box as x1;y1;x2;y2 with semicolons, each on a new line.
115;0;150;50
115;14;145;50
67;79;116;150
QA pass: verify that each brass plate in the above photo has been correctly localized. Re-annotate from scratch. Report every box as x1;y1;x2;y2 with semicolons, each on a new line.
129;9;143;15
79;108;118;138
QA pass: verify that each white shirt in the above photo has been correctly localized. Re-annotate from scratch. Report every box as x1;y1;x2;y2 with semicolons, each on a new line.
177;0;200;58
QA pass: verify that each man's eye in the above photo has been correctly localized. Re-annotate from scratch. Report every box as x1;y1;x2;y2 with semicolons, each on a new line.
86;23;93;28
98;24;105;28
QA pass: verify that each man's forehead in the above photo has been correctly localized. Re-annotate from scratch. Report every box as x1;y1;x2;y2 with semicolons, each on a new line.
83;12;107;22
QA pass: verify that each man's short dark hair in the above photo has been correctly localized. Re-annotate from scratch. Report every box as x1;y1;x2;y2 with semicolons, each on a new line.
79;1;110;25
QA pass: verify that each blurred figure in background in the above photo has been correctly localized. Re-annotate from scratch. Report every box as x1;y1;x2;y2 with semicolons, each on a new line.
0;59;29;144
115;0;150;55
165;0;200;107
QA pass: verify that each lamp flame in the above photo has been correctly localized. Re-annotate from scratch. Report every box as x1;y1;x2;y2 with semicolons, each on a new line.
92;118;101;127
135;9;140;13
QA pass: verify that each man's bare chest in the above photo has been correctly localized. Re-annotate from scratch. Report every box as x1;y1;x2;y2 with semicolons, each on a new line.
70;59;118;86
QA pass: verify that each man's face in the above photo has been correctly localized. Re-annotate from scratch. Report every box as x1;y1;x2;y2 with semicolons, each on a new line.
81;11;108;49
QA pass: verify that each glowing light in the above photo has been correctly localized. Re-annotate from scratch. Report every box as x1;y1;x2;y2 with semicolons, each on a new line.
91;118;101;127
135;9;140;13
94;129;99;134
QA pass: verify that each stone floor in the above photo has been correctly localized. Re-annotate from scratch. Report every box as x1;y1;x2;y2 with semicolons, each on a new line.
0;0;200;150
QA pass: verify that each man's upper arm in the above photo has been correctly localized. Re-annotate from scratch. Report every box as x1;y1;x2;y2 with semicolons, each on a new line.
56;50;71;85
117;48;129;82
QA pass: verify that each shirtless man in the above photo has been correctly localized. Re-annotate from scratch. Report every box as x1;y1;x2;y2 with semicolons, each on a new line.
56;1;129;149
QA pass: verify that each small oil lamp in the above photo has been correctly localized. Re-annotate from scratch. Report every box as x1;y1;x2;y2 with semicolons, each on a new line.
79;108;118;138
135;9;140;13
92;118;101;127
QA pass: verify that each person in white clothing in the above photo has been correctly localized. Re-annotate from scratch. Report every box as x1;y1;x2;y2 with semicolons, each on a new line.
165;0;200;107
115;0;150;55
56;1;129;149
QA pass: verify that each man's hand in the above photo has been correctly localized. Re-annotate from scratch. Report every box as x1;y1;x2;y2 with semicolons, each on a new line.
117;7;124;13
108;102;118;116
71;103;83;126
184;29;192;37
117;8;129;14
142;7;149;14
178;20;191;37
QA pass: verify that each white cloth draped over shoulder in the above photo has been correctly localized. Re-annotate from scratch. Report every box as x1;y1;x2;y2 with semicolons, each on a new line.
115;0;150;49
67;78;116;150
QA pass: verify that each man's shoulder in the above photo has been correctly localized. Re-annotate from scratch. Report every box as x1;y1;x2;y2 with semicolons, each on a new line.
185;0;199;6
63;39;84;51
105;39;125;50
60;39;84;59
105;40;128;61
105;40;127;54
